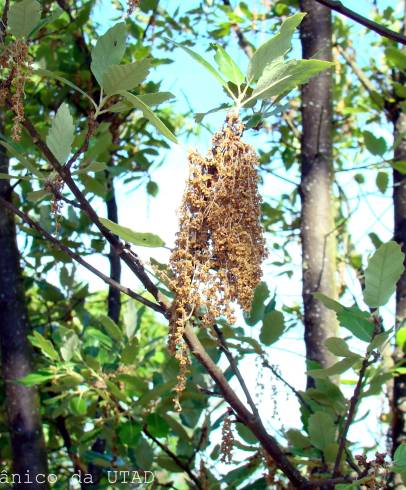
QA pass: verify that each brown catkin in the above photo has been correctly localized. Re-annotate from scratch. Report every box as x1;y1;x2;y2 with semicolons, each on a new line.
220;410;234;464
169;113;266;361
0;40;31;141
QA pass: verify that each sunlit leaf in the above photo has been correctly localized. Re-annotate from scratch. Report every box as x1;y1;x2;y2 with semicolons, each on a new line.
91;23;127;86
363;241;405;308
102;60;151;95
8;0;41;38
248;13;306;82
120;91;177;143
46;103;75;164
99;217;165;247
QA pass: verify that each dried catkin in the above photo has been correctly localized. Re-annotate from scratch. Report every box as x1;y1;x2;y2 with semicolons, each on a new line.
168;112;266;404
0;40;31;141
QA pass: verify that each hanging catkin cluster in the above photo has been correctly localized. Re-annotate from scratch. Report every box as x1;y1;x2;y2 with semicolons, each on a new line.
168;113;266;402
0;40;31;141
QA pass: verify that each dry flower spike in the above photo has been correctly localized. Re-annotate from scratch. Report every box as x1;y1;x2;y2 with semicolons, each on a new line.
169;112;267;407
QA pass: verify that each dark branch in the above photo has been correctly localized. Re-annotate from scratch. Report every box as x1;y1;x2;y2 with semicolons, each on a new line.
314;0;406;45
0;196;164;314
143;428;202;490
0;0;10;43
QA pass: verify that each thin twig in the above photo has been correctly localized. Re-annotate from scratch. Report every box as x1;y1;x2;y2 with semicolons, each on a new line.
212;324;260;419
314;0;406;45
143;428;202;490
0;196;165;314
0;0;10;43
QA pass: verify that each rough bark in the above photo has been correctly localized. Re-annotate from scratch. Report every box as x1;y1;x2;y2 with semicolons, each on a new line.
392;111;406;488
299;0;337;386
0;112;49;486
391;4;406;484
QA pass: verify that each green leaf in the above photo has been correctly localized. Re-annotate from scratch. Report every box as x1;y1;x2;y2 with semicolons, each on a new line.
236;423;257;444
337;306;374;342
146;413;170;438
286;429;310;450
363;130;387;156
251;59;332;102
27;5;63;37
245;282;269;326
168;39;227;88
34;69;97;108
117;420;142;446
46;103;74;164
98;314;123;342
18;369;55;386
26;189;51;202
386;47;406;70
147;180;159;197
313;292;343;313
0;139;44;178
307;357;358;378
0;173;31;181
396;327;406;352
259;310;284;345
391;160;406;174
248;13;306;82
363;241;405;308
367;330;391;353
69;396;87;416
108;92;174;112
60;333;80;362
28;331;60;361
91;23;127;86
99;217;165;247
376;172;389;194
213;45;245;86
308;412;336;451
120;91;178;143
8;0;41;38
102;60;151;96
393;443;406;472
324;337;360;358
120;338;138;365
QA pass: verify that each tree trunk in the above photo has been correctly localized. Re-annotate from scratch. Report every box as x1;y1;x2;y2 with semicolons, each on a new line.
0;113;49;487
299;0;337;387
391;6;406;487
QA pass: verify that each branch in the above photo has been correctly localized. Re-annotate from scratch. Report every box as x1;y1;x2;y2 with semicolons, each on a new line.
183;323;307;487
212;324;260;419
333;351;371;476
0;196;164;314
0;0;10;43
143;428;202;490
314;0;406;45
222;0;254;57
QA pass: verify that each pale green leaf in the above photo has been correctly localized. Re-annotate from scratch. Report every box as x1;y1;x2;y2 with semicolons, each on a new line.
259;310;284;345
213;45;244;86
168;39;227;87
108;92;174;112
0;172;31;181
27;5;63;38
308;412;336;451
376;172;389;194
363;130;387;156
286;429;310;450
248;13;306;82
26;189;51;202
98;314;123;342
307;357;358;378
120;91;177;143
34;69;97;108
324;337;360;358
8;0;41;38
102;59;151;95
91;23;127;86
363;241;405;308
0;139;44;178
46;103;75;164
28;331;60;361
251;59;332;102
337;306;374;342
99;217;165;248
393;443;406;472
313;292;343;313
